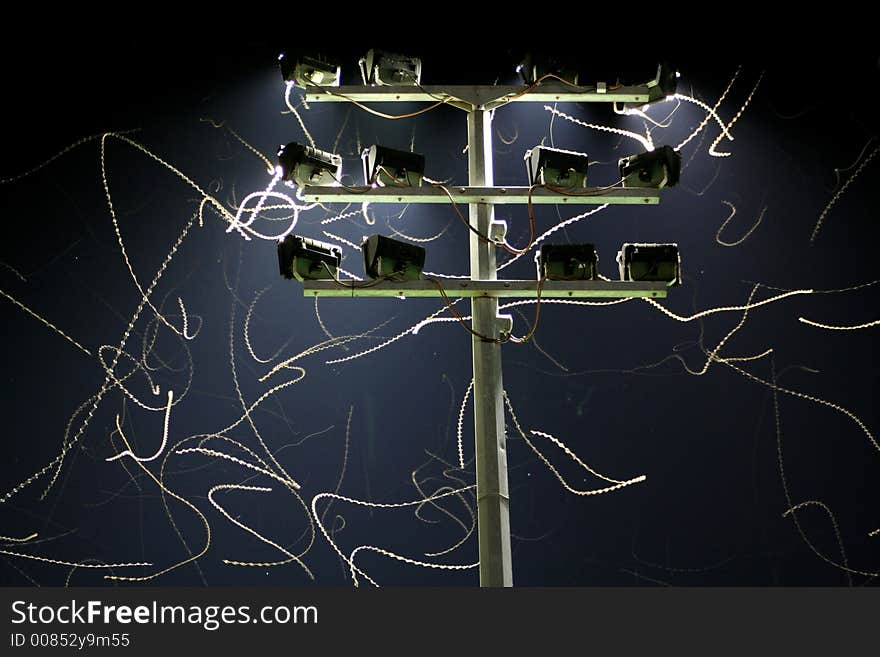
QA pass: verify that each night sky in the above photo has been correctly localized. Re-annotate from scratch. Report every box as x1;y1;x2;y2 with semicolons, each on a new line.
1;30;878;587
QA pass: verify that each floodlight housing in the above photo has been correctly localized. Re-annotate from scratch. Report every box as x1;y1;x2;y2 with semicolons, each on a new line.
619;145;681;189
525;146;589;188
516;53;579;85
362;145;425;187
360;49;422;86
624;62;678;109
646;61;678;101
362;234;425;281
278;235;342;281
277;142;342;187
617;243;681;286
535;244;599;281
279;54;341;87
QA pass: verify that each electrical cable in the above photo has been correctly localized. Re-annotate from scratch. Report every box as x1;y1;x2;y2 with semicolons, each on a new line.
423;276;546;344
306;73;595;120
424;278;507;343
305;81;453;120
508;277;545;343
319;262;389;289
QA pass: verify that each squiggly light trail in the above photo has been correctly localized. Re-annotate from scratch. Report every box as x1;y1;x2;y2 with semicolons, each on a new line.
457;379;474;469
782;500;852;585
106;390;174;463
771;360;878;578
0;287;92;356
497;205;609;273
207;484;313;579
202;118;274;174
349;545;477;587
177;297;198;339
716;202;766;247
321;230;361;252
543;105;653;151
311;486;476;587
227;283;300;491
798;317;880;330
0;533;38;543
810;143;879;242
730;355;878;454
321;208;362;225
2;207;198;506
325;305;456;365
675;69;740;152
504;392;646;495
641;289;812;322
284;82;317;148
226;169;303;240
0;550;150;569
674;93;734;141
709;72;764;157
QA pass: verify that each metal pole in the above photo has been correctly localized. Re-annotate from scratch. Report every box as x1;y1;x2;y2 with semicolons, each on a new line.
467;108;512;587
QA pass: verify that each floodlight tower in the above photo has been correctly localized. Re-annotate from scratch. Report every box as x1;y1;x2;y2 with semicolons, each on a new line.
293;60;676;586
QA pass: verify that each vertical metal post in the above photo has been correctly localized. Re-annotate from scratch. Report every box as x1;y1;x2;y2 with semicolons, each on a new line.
467;108;512;587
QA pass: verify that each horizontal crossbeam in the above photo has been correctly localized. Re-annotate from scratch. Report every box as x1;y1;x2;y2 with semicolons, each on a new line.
302;279;668;299
302;185;659;205
304;84;652;109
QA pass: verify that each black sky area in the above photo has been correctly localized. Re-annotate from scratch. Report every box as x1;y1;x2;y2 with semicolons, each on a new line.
1;27;879;588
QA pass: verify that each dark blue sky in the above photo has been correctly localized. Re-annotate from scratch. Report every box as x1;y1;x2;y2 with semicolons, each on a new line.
1;32;879;586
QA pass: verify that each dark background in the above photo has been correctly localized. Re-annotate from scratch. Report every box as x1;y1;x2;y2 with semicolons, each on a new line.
1;27;878;586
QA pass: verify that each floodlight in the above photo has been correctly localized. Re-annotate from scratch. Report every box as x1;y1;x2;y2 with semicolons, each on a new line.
277;142;342;187
516;53;579;85
362;145;425;187
617;243;681;286
619;145;681;188
624;62;678;109
535;244;599;281
362;235;426;281
278;53;341;87
525;146;589;188
359;49;422;86
646;61;678;101
278;235;342;281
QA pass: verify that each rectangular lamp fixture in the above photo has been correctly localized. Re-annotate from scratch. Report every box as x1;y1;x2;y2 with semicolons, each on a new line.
362;145;425;187
278;235;342;281
535;244;599;280
646;62;678;102
362;234;426;281
525;146;589;188
617;243;681;286
279;54;341;87
277;142;342;187
359;50;422;86
624;62;679;109
619;145;681;188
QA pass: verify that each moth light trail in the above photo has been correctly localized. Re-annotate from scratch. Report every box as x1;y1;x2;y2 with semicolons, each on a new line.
543;105;654;151
105;389;174;463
